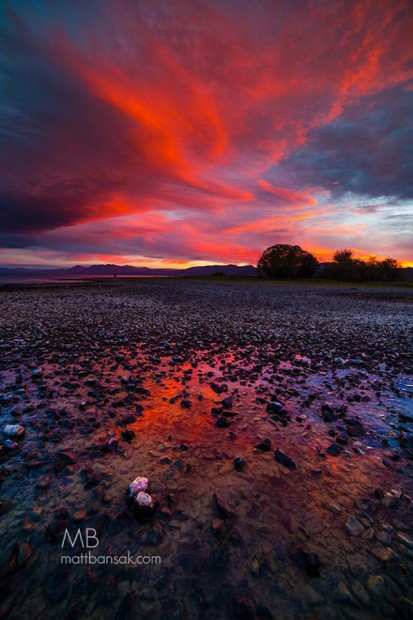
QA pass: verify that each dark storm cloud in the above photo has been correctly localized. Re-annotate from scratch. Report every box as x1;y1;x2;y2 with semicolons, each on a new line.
274;88;413;201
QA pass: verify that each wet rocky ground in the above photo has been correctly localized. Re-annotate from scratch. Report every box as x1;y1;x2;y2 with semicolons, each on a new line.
0;278;412;620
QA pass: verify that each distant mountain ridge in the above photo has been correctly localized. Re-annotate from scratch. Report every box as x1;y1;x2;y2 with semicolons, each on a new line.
0;263;258;277
0;263;411;280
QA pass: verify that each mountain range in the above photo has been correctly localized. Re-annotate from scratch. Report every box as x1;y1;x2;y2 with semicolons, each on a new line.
0;263;258;278
0;263;411;280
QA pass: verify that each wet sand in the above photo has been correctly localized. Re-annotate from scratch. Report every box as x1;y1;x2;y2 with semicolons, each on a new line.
0;279;412;620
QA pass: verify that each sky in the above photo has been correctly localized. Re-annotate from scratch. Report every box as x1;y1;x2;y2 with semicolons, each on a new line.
1;0;412;268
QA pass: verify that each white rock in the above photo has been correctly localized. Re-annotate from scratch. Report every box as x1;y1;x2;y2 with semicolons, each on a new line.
134;491;153;507
3;424;25;437
128;477;148;497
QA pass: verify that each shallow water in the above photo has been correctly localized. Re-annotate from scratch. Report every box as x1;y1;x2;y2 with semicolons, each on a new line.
0;280;412;620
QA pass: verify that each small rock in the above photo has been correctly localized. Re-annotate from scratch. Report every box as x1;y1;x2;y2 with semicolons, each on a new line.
326;443;342;456
255;439;272;451
4;439;18;451
234;456;246;471
334;582;354;604
128;477;148;497
396;533;413;549
3;424;24;438
371;547;398;562
367;575;385;598
376;530;392;545
214;417;231;428
266;401;285;414
274;449;296;469
121;429;135;442
291;546;321;578
346;515;364;536
213;493;234;518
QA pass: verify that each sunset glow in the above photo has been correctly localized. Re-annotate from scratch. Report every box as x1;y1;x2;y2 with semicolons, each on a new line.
1;0;412;267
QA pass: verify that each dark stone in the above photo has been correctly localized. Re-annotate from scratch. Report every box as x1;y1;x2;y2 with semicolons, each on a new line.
214;417;231;428
274;449;296;469
121;430;135;442
213;493;235;518
266;401;284;414
398;413;413;424
221;396;233;409
234;456;246;471
326;443;343;456
255;438;272;451
55;451;76;464
292;546;321;578
346;418;366;437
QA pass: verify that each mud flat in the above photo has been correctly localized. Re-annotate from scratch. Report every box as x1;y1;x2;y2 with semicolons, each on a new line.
0;279;412;620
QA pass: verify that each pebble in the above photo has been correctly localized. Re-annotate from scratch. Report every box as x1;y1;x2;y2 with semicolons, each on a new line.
371;547;398;562
4;439;19;451
3;424;24;438
326;443;342;456
128;477;149;497
213;493;235;518
345;515;364;536
291;546;321;578
396;532;413;549
274;449;296;469
334;582;355;604
234;456;246;471
121;429;135;442
214;417;231;428
266;401;284;414
255;438;272;451
367;574;385;598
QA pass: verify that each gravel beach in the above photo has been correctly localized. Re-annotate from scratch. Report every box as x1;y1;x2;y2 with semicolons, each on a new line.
0;278;412;620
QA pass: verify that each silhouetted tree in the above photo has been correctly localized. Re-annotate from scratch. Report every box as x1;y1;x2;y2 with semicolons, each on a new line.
324;249;401;281
257;244;318;279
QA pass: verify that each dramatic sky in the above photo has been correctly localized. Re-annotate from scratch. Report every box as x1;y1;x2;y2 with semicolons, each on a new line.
1;0;412;268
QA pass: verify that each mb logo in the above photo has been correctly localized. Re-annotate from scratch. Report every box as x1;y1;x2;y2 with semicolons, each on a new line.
61;528;99;548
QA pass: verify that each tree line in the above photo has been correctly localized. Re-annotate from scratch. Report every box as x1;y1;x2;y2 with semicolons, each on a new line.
258;244;402;281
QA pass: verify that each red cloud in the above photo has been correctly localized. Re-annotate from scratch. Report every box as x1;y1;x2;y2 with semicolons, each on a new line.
1;0;412;266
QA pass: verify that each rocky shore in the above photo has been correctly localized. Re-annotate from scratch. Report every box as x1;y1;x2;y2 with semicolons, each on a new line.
0;279;412;619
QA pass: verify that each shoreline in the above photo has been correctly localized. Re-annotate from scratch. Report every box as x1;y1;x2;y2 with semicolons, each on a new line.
0;280;412;619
